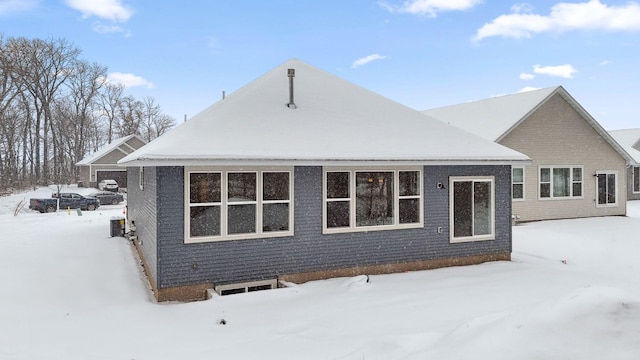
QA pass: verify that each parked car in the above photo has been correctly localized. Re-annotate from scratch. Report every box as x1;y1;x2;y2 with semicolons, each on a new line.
98;179;119;192
88;190;124;205
29;193;100;213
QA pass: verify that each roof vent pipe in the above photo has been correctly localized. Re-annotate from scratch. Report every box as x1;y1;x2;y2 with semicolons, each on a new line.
287;68;296;109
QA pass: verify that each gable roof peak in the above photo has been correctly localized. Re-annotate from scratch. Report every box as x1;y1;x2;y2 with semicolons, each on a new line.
422;86;561;141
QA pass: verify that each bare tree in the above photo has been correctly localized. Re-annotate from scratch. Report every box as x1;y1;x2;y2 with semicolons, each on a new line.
99;82;124;144
0;35;175;191
0;36;29;190
116;95;143;138
62;60;107;180
139;96;176;142
5;37;81;185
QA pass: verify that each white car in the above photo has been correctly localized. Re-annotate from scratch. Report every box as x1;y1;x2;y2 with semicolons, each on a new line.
98;179;119;192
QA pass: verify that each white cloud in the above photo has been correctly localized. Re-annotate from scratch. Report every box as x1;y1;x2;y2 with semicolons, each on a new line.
600;59;612;66
380;0;482;17
518;86;541;93
352;54;387;68
533;64;577;78
0;0;38;15
510;3;534;14
92;22;131;37
520;73;535;80
107;72;154;89
65;0;133;22
474;0;640;41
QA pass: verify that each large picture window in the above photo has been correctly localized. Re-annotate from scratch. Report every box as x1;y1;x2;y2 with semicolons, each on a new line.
634;167;640;194
512;167;524;200
186;168;293;242
596;171;618;207
450;176;495;242
539;166;583;199
323;168;422;233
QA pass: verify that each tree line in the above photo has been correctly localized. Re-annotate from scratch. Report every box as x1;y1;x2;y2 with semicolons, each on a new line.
0;35;176;191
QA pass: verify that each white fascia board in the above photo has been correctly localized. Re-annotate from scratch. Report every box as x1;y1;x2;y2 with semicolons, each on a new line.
117;157;532;168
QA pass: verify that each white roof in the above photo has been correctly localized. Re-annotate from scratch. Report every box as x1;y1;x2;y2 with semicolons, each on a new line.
119;59;529;166
76;134;145;165
422;87;559;142
422;86;634;164
609;128;640;165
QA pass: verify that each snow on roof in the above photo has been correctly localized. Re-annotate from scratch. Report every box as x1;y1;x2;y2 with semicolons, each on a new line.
76;134;145;166
421;87;559;142
609;128;640;165
119;59;529;166
422;86;634;165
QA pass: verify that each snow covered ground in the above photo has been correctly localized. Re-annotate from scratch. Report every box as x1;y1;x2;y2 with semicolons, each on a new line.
1;186;639;359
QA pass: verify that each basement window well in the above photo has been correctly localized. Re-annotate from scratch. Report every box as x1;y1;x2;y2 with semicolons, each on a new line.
214;279;278;296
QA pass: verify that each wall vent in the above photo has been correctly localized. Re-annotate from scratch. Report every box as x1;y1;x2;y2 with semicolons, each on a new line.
214;279;278;296
286;68;296;109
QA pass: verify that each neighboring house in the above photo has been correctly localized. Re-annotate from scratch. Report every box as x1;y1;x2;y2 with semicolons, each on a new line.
608;129;640;201
423;86;634;223
76;134;146;189
118;59;529;302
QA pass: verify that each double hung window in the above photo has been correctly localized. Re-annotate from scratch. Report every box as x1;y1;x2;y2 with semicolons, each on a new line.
186;168;292;242
512;167;524;200
634;167;640;194
539;166;583;199
450;176;495;242
324;169;422;233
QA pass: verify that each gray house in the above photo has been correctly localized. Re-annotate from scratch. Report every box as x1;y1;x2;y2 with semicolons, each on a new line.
423;86;634;223
76;134;146;189
609;129;640;201
118;59;529;302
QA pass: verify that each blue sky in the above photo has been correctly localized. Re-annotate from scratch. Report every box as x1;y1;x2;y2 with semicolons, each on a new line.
2;0;639;130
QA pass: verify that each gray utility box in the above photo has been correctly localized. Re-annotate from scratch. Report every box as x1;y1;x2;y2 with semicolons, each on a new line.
110;216;126;237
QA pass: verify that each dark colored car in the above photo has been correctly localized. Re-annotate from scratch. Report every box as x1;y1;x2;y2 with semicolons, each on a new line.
88;190;124;205
29;192;100;213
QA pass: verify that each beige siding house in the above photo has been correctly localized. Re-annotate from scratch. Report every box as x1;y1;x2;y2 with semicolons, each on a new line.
76;134;146;189
609;128;640;201
423;86;633;222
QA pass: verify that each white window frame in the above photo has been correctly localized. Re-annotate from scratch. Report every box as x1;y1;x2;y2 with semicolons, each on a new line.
538;165;584;200
449;176;496;243
322;167;423;234
512;166;525;201
595;170;618;207
633;166;640;194
184;167;294;243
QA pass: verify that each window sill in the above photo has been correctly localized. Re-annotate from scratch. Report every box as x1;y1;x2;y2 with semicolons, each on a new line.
450;235;495;243
185;230;293;243
537;196;584;201
323;223;423;235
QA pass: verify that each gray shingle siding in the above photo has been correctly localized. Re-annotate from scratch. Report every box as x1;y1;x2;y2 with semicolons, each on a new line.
146;165;512;289
127;166;158;282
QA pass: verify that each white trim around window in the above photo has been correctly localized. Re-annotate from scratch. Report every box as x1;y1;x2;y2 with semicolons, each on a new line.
633;166;640;194
449;176;495;243
512;166;525;201
322;167;423;234
595;170;618;207
538;165;584;200
184;167;294;243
